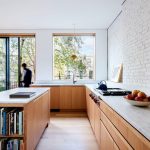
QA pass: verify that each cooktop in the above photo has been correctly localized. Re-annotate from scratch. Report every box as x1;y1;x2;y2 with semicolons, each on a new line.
95;88;131;96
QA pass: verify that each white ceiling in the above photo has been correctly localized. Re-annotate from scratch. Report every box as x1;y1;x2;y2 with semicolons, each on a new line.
0;0;123;29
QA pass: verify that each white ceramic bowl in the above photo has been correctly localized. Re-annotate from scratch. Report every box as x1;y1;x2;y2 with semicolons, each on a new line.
124;97;150;107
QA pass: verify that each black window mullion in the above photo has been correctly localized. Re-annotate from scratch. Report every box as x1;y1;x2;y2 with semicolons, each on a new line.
5;37;10;90
18;37;21;87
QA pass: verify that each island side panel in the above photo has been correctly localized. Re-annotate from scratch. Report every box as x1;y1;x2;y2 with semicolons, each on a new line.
24;90;50;150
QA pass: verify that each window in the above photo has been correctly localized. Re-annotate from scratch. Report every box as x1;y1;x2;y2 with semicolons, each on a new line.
0;38;6;91
0;35;35;91
53;33;95;80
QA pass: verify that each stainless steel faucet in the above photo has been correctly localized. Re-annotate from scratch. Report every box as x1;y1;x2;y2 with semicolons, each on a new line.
73;72;77;84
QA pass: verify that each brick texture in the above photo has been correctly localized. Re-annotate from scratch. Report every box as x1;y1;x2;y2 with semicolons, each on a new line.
108;0;150;88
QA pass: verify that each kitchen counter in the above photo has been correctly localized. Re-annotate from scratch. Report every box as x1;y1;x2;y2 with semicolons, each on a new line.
85;84;150;141
30;81;150;141
32;80;98;87
32;83;84;86
0;87;49;104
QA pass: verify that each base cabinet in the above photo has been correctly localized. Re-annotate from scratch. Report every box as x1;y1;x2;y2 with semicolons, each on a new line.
101;121;117;150
60;86;72;109
86;88;90;118
50;87;60;109
86;88;101;146
101;121;114;150
72;87;86;109
86;87;150;150
94;104;101;145
89;99;95;130
32;86;86;111
60;86;86;110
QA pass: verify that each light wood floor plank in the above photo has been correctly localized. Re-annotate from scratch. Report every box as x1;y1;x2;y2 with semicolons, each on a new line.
36;117;99;150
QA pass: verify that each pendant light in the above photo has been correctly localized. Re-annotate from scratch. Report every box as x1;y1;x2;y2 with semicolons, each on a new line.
71;24;77;61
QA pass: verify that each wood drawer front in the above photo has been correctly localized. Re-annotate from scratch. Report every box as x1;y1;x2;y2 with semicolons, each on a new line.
101;121;115;150
94;104;101;146
101;111;133;150
115;113;150;150
100;101;150;150
114;142;120;150
96;104;101;118
100;101;114;122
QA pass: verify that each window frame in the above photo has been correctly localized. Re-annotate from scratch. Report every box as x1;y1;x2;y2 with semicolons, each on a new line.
0;34;36;90
52;33;96;81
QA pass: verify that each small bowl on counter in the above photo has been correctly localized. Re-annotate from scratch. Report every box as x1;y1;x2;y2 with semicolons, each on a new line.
124;90;150;107
124;97;150;107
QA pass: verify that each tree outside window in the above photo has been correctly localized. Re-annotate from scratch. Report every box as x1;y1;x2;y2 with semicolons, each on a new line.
53;34;95;80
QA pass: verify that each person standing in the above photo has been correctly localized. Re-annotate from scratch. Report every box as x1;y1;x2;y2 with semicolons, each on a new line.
21;63;32;87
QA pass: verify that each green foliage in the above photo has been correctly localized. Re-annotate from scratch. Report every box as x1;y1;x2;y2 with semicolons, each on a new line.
54;36;87;79
0;37;35;90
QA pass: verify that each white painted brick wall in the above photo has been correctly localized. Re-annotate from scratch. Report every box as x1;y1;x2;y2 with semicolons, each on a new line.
108;0;150;88
108;13;123;80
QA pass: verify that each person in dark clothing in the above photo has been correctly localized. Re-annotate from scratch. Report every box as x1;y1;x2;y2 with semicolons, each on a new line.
21;63;32;87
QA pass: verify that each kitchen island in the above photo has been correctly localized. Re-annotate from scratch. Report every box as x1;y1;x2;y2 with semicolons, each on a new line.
0;88;50;150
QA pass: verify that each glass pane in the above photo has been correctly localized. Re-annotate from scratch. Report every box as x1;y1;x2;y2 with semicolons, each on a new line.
20;37;36;82
9;37;19;89
53;35;95;80
0;38;6;91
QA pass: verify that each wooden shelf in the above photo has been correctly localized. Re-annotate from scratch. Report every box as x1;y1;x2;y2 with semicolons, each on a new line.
0;134;24;138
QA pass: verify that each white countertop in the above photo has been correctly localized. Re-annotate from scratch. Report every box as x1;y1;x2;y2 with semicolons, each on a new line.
32;83;84;86
85;83;150;141
32;80;99;86
0;88;49;104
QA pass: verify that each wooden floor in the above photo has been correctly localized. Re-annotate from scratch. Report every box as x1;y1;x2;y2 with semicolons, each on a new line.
36;117;99;150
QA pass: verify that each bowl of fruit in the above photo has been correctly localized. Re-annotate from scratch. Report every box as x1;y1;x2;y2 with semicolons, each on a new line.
124;90;150;107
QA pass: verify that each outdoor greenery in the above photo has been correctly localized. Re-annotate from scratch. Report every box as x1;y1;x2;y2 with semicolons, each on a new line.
0;39;6;91
0;37;35;91
53;35;94;80
20;37;35;81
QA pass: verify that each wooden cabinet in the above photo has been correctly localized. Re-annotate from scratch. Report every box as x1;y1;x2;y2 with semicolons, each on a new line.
114;142;120;150
72;86;86;109
87;87;150;150
86;87;93;127
31;86;51;109
60;86;72;109
100;121;115;150
86;88;90;118
60;86;86;110
100;101;150;150
90;99;95;131
101;111;133;150
94;104;101;145
86;87;101;146
32;86;86;111
25;91;50;150
50;87;60;109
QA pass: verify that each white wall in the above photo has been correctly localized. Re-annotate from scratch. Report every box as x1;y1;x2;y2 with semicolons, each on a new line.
0;29;107;82
108;0;150;88
108;14;123;80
